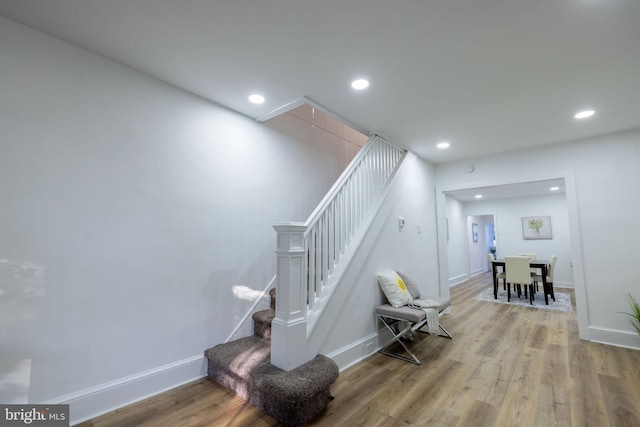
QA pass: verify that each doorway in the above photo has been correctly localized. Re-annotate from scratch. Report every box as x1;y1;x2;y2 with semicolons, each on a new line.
436;173;589;341
466;214;495;277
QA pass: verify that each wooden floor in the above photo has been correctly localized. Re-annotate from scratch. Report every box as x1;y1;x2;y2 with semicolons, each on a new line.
78;273;640;427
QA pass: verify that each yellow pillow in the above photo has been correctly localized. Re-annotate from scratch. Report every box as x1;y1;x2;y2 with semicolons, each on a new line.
377;271;413;307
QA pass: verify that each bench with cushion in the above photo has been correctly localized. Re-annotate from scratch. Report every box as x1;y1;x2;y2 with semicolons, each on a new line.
375;271;452;364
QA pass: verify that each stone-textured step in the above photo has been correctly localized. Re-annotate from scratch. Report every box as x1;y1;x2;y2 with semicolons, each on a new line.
205;336;339;426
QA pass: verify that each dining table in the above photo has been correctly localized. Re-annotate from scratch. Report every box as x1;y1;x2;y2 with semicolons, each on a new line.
491;259;550;304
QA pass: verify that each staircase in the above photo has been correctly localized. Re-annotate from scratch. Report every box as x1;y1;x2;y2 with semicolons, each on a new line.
205;289;339;426
205;135;405;425
271;135;407;369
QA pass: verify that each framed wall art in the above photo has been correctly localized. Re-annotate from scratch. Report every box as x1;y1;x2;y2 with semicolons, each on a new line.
522;216;552;239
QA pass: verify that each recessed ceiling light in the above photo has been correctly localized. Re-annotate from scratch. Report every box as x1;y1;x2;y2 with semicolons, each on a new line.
351;79;369;90
475;194;483;199
437;141;450;149
574;110;595;119
248;94;265;104
550;186;560;191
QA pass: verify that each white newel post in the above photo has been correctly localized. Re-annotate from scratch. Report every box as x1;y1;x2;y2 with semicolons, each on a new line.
271;222;309;371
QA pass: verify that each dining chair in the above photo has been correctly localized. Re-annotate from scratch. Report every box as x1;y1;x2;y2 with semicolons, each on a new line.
488;253;506;295
532;255;557;302
505;256;535;303
518;252;539;289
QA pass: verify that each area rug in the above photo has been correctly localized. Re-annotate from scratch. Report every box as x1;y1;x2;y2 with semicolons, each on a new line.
473;287;572;312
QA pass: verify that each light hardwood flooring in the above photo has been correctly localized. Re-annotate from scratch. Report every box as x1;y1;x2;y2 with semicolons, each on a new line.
78;273;640;427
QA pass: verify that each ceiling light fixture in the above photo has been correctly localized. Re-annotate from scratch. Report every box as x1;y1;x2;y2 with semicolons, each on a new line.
248;94;265;104
351;79;369;90
550;186;560;191
437;141;450;149
475;194;483;199
574;110;595;119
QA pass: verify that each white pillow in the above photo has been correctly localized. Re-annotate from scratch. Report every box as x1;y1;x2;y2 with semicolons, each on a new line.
377;271;413;307
396;271;421;300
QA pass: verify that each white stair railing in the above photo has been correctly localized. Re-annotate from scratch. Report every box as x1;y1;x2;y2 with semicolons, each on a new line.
271;135;406;371
304;136;405;309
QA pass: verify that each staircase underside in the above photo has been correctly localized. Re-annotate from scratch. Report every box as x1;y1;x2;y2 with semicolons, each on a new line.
205;335;339;426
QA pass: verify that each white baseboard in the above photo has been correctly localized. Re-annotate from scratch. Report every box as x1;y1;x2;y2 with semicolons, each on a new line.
553;281;573;288
589;326;640;350
469;269;485;277
448;273;467;287
325;333;380;372
44;355;208;425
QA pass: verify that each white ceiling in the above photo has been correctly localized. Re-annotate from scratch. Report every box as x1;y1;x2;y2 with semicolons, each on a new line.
1;0;640;165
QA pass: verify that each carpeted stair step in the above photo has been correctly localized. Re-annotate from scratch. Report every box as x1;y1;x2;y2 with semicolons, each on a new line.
252;287;275;339
269;288;276;310
205;336;339;426
252;309;275;340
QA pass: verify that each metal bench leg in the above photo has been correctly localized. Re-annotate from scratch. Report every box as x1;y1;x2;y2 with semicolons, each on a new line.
377;314;423;364
438;324;453;339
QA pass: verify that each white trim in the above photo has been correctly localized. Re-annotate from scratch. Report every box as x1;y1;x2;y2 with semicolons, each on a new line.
45;355;207;425
302;97;372;137
436;187;451;299
469;268;485;277
589;326;640;350
448;273;468;287
256;96;372;138
436;171;575;195
326;333;379;372
553;281;574;288
563;171;590;340
256;98;307;122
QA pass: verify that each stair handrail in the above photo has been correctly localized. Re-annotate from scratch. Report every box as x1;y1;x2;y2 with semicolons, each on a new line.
303;135;401;234
303;135;405;308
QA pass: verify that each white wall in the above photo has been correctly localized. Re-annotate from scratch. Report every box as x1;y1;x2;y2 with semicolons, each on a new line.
464;194;573;287
0;17;359;421
435;128;640;350
445;196;467;285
